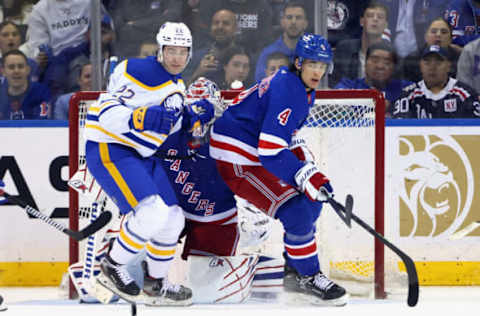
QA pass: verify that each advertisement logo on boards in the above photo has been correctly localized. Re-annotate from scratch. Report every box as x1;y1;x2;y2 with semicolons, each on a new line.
398;134;479;238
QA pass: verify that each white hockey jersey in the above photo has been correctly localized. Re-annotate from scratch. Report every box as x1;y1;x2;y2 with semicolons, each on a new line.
25;0;91;58
84;57;186;157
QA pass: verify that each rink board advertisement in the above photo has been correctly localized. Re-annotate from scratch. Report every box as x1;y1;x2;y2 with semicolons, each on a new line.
1;120;480;286
0;121;69;286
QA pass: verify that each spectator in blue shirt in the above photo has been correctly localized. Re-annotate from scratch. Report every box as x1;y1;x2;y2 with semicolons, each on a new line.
335;41;414;116
54;62;92;120
254;1;308;82
446;0;480;47
0;49;51;120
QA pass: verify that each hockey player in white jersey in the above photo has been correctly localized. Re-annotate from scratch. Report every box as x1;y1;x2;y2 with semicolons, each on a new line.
210;34;348;306
84;22;215;305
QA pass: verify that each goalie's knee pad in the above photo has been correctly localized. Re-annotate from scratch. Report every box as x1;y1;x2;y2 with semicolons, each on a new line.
127;195;171;239
276;195;322;236
150;205;185;243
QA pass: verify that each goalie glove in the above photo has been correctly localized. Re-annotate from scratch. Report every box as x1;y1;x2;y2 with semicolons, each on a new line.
294;162;333;202
129;105;175;134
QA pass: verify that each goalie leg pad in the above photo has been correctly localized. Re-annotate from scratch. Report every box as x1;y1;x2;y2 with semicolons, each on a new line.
187;254;259;303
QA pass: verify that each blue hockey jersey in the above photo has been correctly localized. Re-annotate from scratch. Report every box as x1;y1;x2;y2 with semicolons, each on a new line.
158;130;237;224
0;81;51;120
210;66;315;188
447;0;480;46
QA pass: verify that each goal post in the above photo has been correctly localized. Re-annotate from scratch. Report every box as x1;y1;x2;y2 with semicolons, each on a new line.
68;89;387;300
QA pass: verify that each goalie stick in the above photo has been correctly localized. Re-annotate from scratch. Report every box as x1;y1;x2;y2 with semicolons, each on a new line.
325;194;419;307
0;189;112;241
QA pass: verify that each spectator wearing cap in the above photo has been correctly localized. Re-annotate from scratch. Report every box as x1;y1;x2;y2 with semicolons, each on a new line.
335;41;414;116
399;17;461;83
391;44;480;118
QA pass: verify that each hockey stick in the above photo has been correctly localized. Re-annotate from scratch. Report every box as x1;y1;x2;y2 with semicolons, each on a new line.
325;194;419;307
0;189;112;241
449;221;480;240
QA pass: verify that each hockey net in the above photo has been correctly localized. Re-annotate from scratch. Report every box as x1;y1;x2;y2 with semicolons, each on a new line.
68;89;393;300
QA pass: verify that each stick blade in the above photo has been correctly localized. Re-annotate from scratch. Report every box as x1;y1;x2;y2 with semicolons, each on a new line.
407;281;419;307
344;194;353;228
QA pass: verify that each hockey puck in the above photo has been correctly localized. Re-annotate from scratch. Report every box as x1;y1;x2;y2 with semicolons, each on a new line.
131;303;137;316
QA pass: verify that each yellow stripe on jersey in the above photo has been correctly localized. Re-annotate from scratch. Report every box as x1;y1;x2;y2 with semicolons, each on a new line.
88;101;117;113
99;143;139;208
146;243;176;256
120;227;145;251
85;124;138;148
139;131;168;145
124;60;185;90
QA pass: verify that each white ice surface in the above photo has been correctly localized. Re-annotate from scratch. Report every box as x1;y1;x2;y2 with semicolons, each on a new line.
0;286;479;316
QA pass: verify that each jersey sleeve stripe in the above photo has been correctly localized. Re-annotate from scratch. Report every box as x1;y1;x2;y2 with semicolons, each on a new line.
122;132;158;150
210;137;260;163
259;132;289;148
140;131;168;145
86;123;138;148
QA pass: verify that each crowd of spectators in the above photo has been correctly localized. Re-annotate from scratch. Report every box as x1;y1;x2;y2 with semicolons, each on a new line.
0;0;479;120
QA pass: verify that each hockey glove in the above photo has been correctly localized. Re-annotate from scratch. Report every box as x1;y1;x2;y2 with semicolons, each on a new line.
295;162;333;202
184;99;215;132
289;133;315;162
129;106;174;134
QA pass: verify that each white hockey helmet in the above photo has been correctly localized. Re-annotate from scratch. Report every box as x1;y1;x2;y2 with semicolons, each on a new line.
156;22;193;64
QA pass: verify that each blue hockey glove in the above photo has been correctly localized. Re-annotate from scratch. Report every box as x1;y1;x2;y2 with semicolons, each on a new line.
129;106;175;134
184;99;215;132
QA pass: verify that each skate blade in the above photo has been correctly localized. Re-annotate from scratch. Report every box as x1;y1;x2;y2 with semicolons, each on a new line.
284;291;349;307
144;292;193;307
96;273;142;305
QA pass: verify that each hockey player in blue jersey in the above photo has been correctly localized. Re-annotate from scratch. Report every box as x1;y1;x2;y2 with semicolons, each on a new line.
209;33;349;306
84;22;214;305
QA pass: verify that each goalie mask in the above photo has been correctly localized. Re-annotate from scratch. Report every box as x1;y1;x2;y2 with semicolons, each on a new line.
156;22;193;65
186;77;226;118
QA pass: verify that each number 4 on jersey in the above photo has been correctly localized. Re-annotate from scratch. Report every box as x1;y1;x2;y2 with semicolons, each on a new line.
277;108;292;126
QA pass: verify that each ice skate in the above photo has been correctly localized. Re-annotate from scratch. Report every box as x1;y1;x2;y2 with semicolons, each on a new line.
95;254;141;304
0;294;7;312
283;264;349;306
141;261;192;306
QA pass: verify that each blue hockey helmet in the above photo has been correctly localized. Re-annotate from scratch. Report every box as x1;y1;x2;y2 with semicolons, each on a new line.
294;33;333;72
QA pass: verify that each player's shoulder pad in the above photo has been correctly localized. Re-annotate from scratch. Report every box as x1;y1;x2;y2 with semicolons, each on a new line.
124;56;174;88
